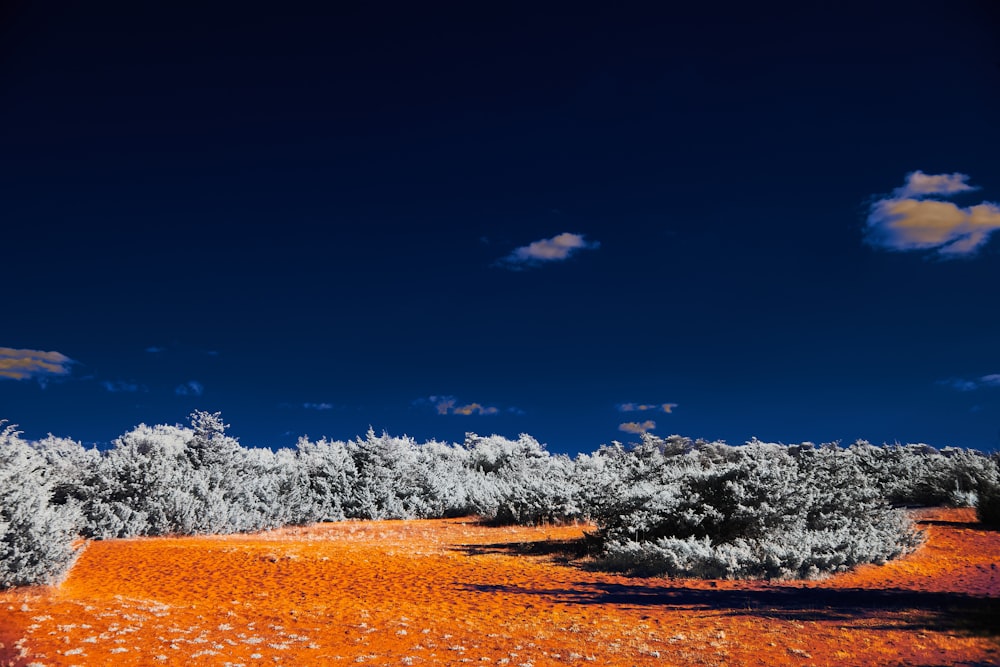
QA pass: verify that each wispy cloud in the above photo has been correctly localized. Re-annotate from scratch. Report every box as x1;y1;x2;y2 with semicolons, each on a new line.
497;232;600;269
619;420;656;434
102;380;146;393
145;346;165;354
417;395;502;416
865;171;1000;257
303;402;335;410
939;375;1000;391
0;347;74;384
981;374;1000;387
617;402;677;413
175;380;204;397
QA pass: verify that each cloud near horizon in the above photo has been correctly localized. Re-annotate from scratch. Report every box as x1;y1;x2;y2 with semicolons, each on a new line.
303;402;335;410
174;380;205;397
419;395;501;416
497;232;599;269
618;402;677;413
0;347;74;382
866;171;1000;257
619;420;656;434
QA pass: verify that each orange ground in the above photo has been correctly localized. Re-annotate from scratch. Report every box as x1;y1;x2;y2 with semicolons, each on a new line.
1;508;997;667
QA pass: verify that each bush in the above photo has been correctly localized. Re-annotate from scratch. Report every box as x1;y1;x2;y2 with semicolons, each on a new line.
976;455;1000;526
591;438;923;579
977;484;1000;526
468;434;583;525
0;423;82;588
849;441;999;507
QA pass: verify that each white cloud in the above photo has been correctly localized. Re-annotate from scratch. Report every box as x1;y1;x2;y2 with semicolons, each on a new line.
894;170;976;198
979;374;1000;387
619;420;656;434
175;381;204;397
422;395;501;416
452;402;499;416
303;402;334;410
0;347;74;382
498;232;599;269
617;402;677;413
865;171;1000;257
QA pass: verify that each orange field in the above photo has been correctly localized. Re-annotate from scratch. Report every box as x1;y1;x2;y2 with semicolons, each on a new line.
1;507;997;666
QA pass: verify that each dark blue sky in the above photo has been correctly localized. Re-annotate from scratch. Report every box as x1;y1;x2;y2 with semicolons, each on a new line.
3;1;1000;453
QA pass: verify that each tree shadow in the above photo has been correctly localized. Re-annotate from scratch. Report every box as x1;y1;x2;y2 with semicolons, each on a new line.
916;517;996;531
459;580;1000;638
453;536;596;562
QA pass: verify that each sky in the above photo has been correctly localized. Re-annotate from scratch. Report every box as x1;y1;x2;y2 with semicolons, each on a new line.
3;1;1000;454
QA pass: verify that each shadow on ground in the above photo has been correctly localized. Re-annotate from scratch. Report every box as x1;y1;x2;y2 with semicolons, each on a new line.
455;536;597;561
455;534;999;640
917;517;999;533
459;579;999;638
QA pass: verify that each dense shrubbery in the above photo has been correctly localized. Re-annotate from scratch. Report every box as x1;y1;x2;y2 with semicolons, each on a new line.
848;441;1000;507
588;436;922;579
0;423;81;587
0;413;995;588
466;433;584;525
975;454;1000;526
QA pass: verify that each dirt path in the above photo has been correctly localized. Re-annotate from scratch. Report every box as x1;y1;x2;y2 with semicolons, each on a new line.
1;508;996;666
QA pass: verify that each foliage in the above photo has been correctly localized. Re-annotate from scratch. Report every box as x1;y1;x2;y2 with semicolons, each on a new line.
848;441;999;507
590;437;923;579
1;412;996;588
0;422;82;587
975;454;1000;526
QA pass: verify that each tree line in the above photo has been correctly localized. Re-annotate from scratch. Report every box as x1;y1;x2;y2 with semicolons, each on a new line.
2;412;998;588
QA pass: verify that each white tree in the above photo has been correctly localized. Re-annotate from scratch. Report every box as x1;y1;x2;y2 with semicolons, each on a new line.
0;422;82;588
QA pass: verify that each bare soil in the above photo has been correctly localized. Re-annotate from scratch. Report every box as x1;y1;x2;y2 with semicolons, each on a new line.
1;507;997;666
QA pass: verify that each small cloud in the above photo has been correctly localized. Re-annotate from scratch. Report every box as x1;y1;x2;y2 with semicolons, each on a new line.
0;347;74;383
617;402;677;413
619;420;656;434
102;380;145;393
145;346;165;354
894;170;977;198
303;402;334;410
497;232;600;269
175;381;204;397
865;171;1000;257
421;395;502;416
452;402;499;416
939;375;1000;391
